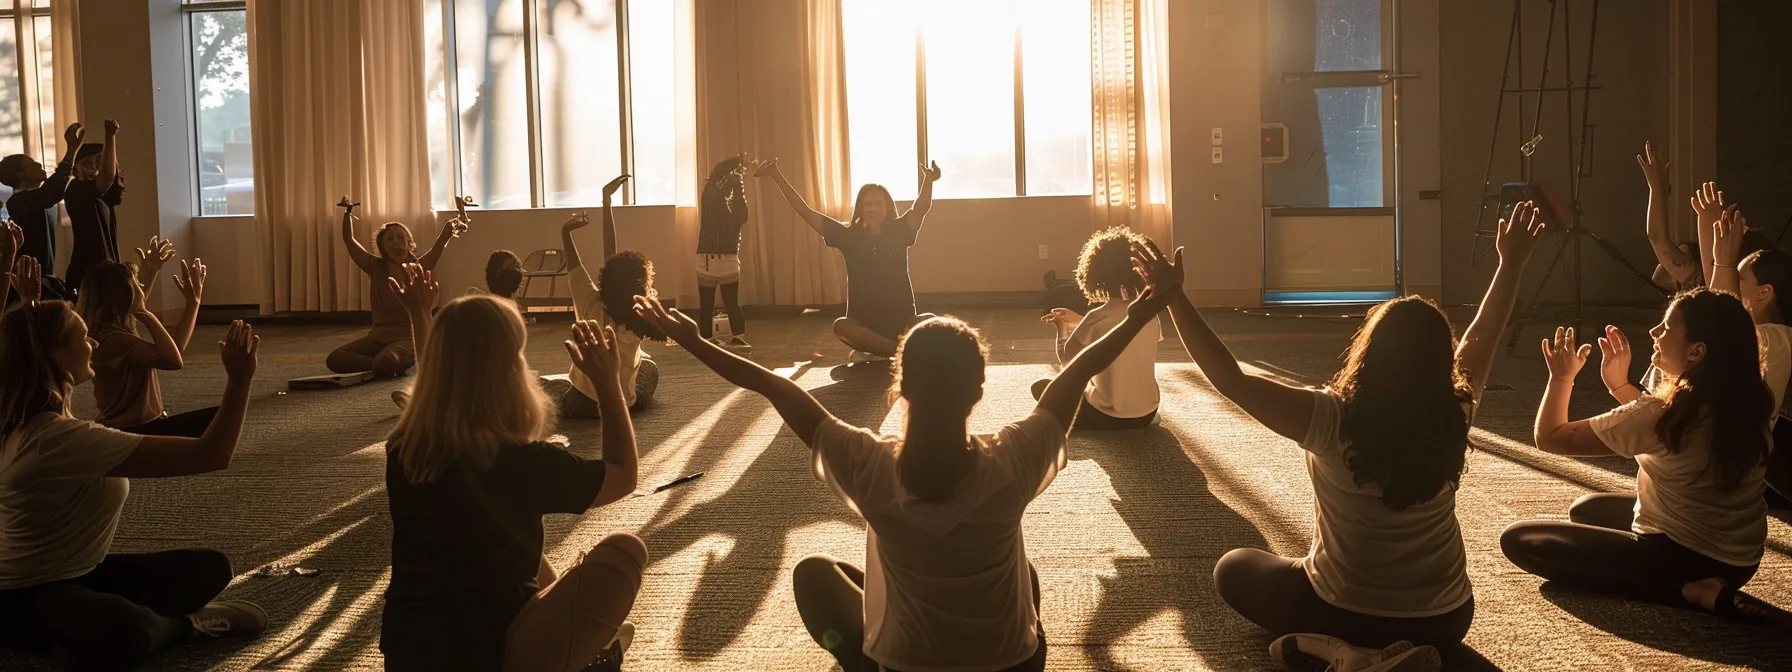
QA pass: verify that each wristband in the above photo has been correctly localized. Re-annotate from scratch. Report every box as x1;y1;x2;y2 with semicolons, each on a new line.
1607;381;1638;396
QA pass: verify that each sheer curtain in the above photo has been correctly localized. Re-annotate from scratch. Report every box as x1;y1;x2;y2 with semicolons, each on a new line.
49;0;79;145
247;0;435;314
691;0;849;309
1092;0;1174;247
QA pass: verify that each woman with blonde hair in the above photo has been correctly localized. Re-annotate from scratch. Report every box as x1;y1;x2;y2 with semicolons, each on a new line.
378;270;647;672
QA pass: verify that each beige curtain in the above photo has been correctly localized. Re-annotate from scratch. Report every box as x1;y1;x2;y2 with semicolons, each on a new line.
49;0;80;150
1092;0;1174;247
248;0;435;314
14;0;41;161
691;0;849;309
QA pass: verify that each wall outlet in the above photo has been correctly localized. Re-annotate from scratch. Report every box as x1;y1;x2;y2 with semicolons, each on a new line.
1210;127;1223;145
1037;244;1049;260
1211;147;1224;164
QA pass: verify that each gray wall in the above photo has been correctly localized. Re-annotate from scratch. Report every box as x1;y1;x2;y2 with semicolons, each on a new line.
1439;0;1670;306
1716;0;1792;242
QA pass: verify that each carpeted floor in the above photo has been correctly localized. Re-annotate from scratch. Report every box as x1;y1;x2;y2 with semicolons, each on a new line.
7;305;1791;671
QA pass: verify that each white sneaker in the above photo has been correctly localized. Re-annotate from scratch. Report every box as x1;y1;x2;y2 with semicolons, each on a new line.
723;336;753;353
189;600;269;639
848;350;889;364
1270;633;1436;672
392;388;412;410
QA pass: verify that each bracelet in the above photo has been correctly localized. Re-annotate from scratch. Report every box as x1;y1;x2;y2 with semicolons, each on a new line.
1714;262;1736;268
1607;381;1638;396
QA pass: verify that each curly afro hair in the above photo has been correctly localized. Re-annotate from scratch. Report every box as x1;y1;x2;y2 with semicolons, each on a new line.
1074;226;1149;304
598;251;666;341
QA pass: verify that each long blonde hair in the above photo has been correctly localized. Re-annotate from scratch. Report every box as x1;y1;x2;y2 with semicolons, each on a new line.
0;301;80;438
387;295;555;483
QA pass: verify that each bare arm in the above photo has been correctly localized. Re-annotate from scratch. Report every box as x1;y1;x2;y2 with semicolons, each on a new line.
755;161;830;236
906;161;941;232
1038;301;1165;428
390;264;438;362
1638;142;1696;285
417;217;463;270
561;213;590;274
1456;201;1547;401
108;322;258;477
1692;182;1724;286
338;200;377;271
602;195;617;260
0;221;18;304
635;296;831;446
561;320;640;509
1709;206;1747;295
97;120;120;193
1165;291;1315;441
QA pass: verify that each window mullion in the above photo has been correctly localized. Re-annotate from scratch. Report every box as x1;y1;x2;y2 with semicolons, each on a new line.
1012;19;1025;196
615;0;635;206
442;0;466;203
913;23;928;173
521;0;545;208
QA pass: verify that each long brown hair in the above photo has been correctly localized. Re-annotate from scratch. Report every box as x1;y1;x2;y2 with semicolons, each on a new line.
77;261;139;337
850;183;898;228
891;317;987;503
0;301;81;437
1328;296;1474;510
1655;289;1774;491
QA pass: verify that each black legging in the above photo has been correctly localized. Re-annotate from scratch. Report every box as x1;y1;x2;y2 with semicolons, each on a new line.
1766;418;1792;508
1028;379;1156;430
122;407;219;439
791;554;1047;672
1213;548;1474;648
0;549;232;671
698;281;745;339
1500;493;1759;606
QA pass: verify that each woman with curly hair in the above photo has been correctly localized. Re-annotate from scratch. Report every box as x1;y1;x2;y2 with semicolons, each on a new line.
544;175;662;419
1032;227;1162;430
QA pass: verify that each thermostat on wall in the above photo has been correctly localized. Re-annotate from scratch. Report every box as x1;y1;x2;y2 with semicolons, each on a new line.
1261;123;1288;163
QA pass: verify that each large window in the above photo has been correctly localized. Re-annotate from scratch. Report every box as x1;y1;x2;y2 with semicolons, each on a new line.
184;0;252;216
0;1;55;211
425;0;676;210
842;0;1092;200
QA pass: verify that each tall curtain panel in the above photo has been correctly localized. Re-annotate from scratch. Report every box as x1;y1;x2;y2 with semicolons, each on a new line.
247;0;435;314
692;0;849;309
1092;0;1174;247
50;0;81;151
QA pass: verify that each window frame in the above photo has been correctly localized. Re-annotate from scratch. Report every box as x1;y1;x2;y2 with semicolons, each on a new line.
848;4;1090;199
435;0;649;209
181;0;250;218
0;1;55;165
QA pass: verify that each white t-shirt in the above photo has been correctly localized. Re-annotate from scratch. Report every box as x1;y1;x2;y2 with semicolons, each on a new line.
1060;301;1161;419
1298;389;1472;618
811;411;1066;672
1588;396;1768;566
0;413;142;590
569;266;645;406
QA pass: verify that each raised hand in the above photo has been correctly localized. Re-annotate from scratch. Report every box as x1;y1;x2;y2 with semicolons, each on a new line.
1713;205;1747;267
1126;239;1184;320
104;119;121;137
564;320;622;384
63;123;84;148
1690;182;1725;229
1497;200;1547;264
0;219;20;260
753;158;780;178
136;236;176;281
440;217;469;240
337;196;360;215
602;174;632;199
175;258;207;306
920;160;942;184
1597;325;1633;395
218;320;260;382
1541;326;1592;381
562;212;592;232
387;263;439;315
1041;307;1083;329
7;255;41;302
128;275;150;315
1635;141;1668;191
632;295;702;345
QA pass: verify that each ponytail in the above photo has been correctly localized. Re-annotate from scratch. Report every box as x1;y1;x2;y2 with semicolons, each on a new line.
892;317;988;503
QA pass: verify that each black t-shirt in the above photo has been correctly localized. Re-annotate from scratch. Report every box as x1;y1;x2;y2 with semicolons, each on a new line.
823;214;919;337
64;176;125;291
381;441;608;671
5;161;72;275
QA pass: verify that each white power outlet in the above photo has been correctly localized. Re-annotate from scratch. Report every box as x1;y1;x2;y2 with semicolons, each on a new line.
1210;127;1223;145
1037;244;1049;260
1211;147;1224;164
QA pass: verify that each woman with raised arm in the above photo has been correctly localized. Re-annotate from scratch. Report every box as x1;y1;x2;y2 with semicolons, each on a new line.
324;197;466;377
1700;207;1792;505
1503;288;1789;624
380;278;646;672
79;252;213;436
755;158;942;361
1147;203;1544;671
0;288;267;670
543;174;663;419
695;155;755;352
631;249;1175;672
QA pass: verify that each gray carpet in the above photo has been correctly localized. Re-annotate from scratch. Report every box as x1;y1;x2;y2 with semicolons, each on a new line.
5;306;1790;671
